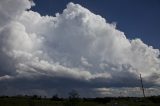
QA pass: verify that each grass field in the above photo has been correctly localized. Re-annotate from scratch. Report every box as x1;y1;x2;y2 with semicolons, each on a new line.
0;96;160;106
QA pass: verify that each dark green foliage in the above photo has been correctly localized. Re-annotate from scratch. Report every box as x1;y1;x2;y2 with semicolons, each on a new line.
148;96;160;103
0;95;160;106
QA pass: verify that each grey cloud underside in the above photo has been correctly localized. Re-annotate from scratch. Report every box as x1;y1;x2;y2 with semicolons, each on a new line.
0;77;159;97
0;0;160;97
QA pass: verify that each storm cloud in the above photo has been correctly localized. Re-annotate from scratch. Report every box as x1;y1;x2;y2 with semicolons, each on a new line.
0;0;160;97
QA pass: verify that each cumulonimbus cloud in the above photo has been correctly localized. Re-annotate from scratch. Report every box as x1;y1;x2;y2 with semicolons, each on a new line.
0;0;160;97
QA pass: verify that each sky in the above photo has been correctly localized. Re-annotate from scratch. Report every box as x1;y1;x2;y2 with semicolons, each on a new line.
0;0;160;97
31;0;160;49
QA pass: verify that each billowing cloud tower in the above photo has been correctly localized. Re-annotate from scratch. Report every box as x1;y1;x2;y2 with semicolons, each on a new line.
0;0;160;97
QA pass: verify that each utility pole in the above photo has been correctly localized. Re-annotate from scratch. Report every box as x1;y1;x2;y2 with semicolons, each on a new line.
140;74;145;98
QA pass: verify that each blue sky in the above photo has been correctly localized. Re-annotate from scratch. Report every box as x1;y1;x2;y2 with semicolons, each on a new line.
31;0;160;49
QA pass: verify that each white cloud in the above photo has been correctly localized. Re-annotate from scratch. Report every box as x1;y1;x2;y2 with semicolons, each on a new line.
94;87;160;97
0;75;12;81
0;0;160;97
0;0;31;27
81;56;93;67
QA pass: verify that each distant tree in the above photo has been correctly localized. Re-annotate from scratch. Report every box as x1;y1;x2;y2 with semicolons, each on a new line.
51;94;59;101
69;90;79;100
67;90;80;106
32;95;38;99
